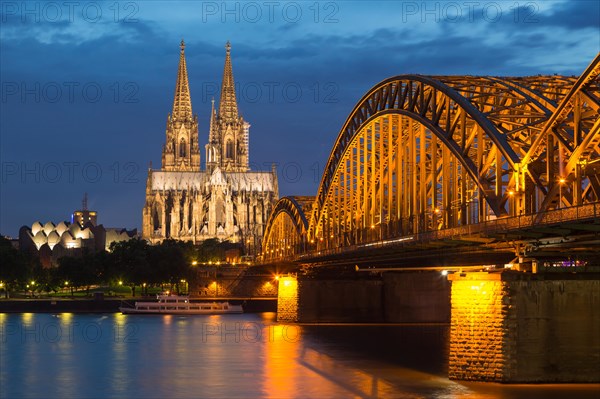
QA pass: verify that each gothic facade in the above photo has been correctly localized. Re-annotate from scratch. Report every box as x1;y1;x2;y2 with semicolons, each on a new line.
142;41;278;250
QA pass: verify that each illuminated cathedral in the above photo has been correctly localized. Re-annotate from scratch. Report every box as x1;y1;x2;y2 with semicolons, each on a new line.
142;41;278;251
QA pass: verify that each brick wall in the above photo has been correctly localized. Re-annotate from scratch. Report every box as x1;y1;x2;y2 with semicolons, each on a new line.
277;276;298;322
448;273;509;381
449;272;600;382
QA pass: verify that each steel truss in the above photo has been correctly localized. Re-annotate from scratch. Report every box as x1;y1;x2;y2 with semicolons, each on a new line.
262;196;312;260
263;54;600;256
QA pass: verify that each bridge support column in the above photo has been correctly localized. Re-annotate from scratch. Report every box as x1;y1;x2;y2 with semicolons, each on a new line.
277;275;298;322
448;271;600;382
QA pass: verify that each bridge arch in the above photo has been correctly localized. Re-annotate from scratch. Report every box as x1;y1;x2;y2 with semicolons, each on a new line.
262;196;313;261
260;53;599;258
520;54;600;213
308;57;599;248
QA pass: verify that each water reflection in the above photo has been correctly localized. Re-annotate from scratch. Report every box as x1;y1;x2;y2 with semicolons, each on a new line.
263;324;301;398
1;313;598;398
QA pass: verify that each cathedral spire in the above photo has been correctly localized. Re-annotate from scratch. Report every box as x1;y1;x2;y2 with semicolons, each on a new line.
218;41;238;122
209;98;217;142
172;39;193;120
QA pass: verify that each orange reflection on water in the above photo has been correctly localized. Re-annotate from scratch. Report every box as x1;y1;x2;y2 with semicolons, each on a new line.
262;323;437;398
262;323;301;398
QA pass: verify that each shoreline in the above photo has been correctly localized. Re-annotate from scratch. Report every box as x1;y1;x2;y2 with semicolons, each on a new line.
0;298;277;313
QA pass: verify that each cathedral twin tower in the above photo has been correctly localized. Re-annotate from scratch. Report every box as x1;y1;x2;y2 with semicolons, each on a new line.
142;41;278;249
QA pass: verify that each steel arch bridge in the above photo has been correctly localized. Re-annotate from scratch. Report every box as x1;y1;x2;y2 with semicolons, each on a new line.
261;54;600;263
262;196;313;260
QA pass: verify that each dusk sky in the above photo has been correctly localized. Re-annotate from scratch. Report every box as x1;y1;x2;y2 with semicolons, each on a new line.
1;0;599;236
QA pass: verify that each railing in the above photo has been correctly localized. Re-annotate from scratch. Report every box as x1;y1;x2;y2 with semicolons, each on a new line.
293;202;599;261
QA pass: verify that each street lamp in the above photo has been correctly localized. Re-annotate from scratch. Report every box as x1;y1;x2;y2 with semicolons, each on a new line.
433;207;444;230
180;279;187;295
507;190;515;215
558;178;566;209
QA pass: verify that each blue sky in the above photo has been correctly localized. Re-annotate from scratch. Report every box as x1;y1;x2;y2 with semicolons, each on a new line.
1;0;599;236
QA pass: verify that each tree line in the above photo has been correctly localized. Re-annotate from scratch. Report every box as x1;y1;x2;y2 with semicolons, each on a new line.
0;236;238;298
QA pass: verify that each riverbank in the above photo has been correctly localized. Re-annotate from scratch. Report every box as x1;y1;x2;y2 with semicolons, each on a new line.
0;298;277;313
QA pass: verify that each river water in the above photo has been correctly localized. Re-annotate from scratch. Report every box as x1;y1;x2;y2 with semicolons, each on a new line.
1;313;598;398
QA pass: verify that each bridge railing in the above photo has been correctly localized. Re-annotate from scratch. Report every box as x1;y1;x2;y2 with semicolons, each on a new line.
296;202;599;260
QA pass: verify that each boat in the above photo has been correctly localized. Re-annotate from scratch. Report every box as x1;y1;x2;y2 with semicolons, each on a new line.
119;293;243;315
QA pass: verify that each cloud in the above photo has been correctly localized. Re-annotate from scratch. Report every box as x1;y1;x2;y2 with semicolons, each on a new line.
0;4;163;45
532;0;599;30
1;0;598;235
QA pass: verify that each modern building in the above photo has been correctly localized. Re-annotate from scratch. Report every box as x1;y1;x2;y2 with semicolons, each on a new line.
19;201;138;267
71;193;97;226
142;41;278;252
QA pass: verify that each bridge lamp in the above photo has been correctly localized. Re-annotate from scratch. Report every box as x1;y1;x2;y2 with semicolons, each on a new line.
192;260;198;266
441;270;448;276
558;178;566;209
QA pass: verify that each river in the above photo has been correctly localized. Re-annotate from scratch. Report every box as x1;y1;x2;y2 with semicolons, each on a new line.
1;313;598;398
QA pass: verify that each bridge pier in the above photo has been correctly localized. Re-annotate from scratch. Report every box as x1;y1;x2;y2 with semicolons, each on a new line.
276;275;299;322
276;272;450;323
448;271;600;382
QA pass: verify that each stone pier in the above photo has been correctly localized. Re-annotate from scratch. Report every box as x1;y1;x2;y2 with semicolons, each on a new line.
276;275;299;322
276;272;450;323
448;271;600;382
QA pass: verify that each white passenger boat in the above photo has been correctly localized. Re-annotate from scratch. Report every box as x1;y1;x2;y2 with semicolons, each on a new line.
119;294;243;315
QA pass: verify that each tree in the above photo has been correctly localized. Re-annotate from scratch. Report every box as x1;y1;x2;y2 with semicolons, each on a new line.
109;239;150;296
56;252;98;296
0;236;31;298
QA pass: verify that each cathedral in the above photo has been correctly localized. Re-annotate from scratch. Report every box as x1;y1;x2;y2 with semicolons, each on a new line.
142;41;278;252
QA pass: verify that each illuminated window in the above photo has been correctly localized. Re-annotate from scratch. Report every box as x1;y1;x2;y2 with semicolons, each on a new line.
179;138;186;157
226;140;234;159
